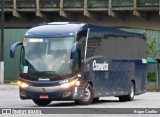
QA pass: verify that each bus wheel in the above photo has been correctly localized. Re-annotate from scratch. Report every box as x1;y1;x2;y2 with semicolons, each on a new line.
32;99;52;106
119;82;135;102
75;84;94;105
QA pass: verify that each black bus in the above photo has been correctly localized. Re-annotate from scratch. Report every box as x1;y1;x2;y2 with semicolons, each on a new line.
10;22;147;106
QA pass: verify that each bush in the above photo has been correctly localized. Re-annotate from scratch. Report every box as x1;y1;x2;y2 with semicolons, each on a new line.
147;71;157;82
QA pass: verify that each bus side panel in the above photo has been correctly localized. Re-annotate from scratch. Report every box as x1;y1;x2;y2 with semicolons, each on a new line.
83;59;146;97
134;60;147;95
84;29;147;97
83;58;137;97
83;57;111;97
109;59;135;96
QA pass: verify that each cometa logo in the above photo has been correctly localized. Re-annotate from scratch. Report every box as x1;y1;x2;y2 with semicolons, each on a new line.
93;60;109;71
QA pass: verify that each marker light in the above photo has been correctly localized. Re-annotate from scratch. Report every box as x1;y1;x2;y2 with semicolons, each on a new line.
17;81;21;85
23;38;26;43
76;81;80;86
29;39;43;42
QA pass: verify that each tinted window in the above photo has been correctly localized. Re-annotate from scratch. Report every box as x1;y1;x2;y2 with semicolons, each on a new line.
86;30;147;59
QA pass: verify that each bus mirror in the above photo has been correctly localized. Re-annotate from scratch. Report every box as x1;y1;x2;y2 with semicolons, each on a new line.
70;42;78;59
10;42;23;58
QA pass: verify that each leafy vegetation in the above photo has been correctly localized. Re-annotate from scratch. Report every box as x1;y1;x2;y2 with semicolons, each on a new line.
147;71;157;82
143;32;158;58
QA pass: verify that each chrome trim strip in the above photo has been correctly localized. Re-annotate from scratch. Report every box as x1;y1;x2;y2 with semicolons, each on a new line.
27;85;62;92
84;28;90;61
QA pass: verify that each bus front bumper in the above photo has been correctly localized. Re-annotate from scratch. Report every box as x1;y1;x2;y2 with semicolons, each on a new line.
19;85;85;100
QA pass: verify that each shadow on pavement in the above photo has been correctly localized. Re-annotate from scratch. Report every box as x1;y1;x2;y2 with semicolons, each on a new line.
47;99;139;107
31;98;140;107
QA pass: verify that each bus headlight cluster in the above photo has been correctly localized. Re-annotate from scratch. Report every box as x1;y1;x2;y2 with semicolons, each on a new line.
18;81;29;88
60;79;79;88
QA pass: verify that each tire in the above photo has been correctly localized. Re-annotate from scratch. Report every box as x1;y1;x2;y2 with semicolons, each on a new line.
75;85;94;105
119;96;127;102
93;98;99;102
32;99;52;106
119;82;135;102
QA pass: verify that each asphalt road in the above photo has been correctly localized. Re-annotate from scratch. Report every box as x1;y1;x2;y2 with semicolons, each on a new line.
0;84;160;117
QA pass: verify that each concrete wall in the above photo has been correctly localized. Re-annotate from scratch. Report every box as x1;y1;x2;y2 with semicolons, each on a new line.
147;82;160;91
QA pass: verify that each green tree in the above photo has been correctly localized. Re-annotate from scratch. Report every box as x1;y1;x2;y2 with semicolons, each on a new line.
144;32;157;58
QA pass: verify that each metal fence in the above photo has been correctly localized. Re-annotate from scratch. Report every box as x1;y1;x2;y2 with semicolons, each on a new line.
137;0;159;7
112;0;134;7
0;0;13;8
16;0;36;8
88;0;109;8
0;28;28;82
39;0;60;8
4;0;13;8
1;0;160;9
63;0;84;8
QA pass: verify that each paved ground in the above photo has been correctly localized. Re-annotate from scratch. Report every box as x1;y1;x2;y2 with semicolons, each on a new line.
0;84;160;117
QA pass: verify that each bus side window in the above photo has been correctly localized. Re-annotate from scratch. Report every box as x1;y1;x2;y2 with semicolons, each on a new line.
73;50;81;71
76;29;88;70
20;47;25;69
74;37;86;70
77;51;81;69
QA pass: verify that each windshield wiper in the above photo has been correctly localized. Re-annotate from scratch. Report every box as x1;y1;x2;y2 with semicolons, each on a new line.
41;71;61;78
42;71;56;74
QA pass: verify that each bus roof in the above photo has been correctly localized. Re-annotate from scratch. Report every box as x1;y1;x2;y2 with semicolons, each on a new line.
25;22;145;39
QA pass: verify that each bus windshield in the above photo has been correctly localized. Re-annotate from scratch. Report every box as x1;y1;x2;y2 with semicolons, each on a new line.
23;37;74;76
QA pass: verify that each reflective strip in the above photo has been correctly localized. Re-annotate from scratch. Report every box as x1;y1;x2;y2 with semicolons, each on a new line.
75;87;78;93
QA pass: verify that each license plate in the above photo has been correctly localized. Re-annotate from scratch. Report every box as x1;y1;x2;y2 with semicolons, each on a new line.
39;95;49;99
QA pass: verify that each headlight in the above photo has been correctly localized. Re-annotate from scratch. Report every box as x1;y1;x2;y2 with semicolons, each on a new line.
69;80;77;85
18;80;29;88
60;83;70;88
20;83;29;88
60;79;78;88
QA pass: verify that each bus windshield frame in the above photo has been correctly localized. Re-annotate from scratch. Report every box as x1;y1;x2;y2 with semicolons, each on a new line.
20;37;77;79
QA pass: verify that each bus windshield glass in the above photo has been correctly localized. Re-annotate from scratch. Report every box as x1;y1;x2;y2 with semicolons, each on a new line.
23;37;74;76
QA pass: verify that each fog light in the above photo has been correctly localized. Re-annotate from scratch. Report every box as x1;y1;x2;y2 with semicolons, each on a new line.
20;92;26;97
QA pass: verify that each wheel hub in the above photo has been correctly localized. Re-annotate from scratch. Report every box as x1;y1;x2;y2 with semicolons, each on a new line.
83;88;91;101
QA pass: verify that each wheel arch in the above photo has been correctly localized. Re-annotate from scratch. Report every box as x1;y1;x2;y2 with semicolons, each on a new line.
88;81;93;87
131;79;135;93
